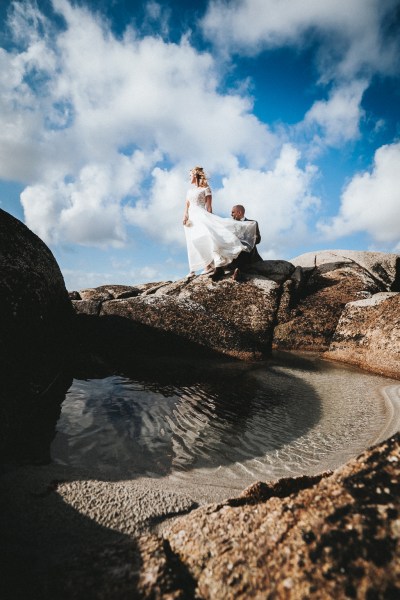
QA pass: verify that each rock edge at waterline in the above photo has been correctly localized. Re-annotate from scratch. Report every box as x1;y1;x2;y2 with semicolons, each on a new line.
71;250;400;379
37;433;400;599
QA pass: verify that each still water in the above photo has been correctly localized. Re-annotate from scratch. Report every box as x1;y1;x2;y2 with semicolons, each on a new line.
51;352;400;490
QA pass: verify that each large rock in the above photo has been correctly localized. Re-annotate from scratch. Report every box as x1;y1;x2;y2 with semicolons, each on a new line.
71;253;400;371
273;259;384;352
160;433;400;599
0;209;73;459
41;433;400;599
291;250;400;291
72;267;287;361
325;292;400;378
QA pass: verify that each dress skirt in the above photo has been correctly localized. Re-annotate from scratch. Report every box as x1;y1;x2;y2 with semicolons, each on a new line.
184;204;257;272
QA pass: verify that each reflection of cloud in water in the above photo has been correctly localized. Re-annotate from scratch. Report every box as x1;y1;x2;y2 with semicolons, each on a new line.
51;355;395;487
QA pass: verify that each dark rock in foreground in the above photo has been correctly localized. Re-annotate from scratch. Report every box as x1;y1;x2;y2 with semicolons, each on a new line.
0;209;73;460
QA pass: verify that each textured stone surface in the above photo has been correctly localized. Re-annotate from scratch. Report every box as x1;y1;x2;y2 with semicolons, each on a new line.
21;434;399;599
246;259;295;283
273;264;381;351
325;292;400;378
73;269;283;360
291;250;400;291
79;284;140;301
71;253;400;373
163;433;400;599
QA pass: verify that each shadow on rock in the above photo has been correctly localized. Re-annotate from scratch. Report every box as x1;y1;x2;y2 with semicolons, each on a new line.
0;372;72;465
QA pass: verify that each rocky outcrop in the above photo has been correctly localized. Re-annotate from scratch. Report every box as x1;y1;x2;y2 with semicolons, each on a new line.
0;209;73;460
273;250;399;352
71;252;400;377
325;292;400;379
72;272;286;361
157;433;400;599
39;433;400;599
291;250;400;291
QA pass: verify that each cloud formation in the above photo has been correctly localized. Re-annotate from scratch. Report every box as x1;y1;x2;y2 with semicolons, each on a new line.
125;145;320;256
0;0;398;267
201;0;400;80
202;0;400;155
1;0;278;247
302;80;368;149
214;144;320;256
319;142;400;249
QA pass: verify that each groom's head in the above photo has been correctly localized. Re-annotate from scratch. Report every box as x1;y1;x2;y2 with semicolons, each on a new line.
231;205;245;220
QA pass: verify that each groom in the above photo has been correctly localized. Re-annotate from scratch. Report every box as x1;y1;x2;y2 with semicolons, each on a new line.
211;205;262;281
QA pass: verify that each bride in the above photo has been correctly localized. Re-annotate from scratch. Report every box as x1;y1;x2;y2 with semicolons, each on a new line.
183;166;257;277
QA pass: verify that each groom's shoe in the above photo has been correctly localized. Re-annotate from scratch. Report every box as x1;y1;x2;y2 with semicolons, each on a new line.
232;268;246;282
210;267;224;281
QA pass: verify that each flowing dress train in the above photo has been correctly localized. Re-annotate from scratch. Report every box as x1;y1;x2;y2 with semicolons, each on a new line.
184;185;257;272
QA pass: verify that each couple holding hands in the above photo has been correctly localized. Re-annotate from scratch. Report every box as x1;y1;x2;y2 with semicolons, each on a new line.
183;166;262;281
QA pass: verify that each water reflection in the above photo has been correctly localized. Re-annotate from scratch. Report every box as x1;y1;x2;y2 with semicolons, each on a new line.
52;357;321;479
51;353;394;486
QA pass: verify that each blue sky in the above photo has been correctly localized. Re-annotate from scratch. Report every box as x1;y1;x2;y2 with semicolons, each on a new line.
0;0;399;290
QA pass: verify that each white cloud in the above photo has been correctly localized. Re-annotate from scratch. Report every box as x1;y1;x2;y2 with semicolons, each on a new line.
20;149;157;246
300;80;368;150
1;0;278;247
201;0;400;80
124;167;186;245
319;142;400;247
202;0;399;157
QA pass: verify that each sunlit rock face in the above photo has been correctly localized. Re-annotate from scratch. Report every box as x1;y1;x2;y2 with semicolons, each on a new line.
0;209;73;460
72;266;291;361
45;433;400;599
273;250;400;353
290;250;400;291
71;252;400;378
156;433;400;600
326;292;400;379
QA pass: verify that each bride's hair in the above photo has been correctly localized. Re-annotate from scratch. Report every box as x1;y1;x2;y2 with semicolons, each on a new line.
191;166;208;187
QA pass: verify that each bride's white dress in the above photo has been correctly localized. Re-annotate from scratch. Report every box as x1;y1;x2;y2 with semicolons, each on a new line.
184;185;257;272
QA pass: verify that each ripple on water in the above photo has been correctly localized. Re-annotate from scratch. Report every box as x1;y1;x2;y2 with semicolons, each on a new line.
51;353;400;490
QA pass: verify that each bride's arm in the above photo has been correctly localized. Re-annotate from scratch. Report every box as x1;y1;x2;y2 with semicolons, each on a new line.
205;193;212;213
183;199;190;225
